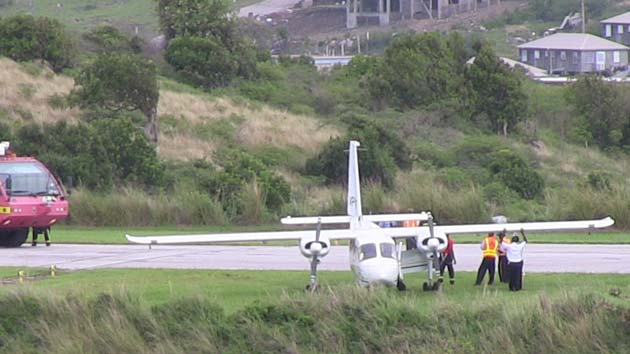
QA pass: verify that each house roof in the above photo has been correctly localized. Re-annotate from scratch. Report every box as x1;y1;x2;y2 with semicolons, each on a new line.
517;33;628;51
601;12;630;24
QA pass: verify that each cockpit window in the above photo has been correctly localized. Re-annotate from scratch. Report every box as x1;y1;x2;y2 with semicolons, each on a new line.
359;243;377;261
380;243;395;258
0;162;60;196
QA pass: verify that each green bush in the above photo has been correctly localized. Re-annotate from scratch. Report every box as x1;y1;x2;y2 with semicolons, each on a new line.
208;148;291;217
0;15;74;72
306;117;410;189
12;118;163;190
83;25;143;54
488;149;544;200
586;171;612;191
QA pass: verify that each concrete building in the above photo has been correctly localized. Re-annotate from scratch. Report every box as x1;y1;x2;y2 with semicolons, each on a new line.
346;0;496;28
517;33;629;75
601;12;630;45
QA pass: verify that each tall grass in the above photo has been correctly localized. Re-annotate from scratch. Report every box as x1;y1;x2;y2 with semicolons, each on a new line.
0;287;628;354
69;187;226;227
546;183;630;229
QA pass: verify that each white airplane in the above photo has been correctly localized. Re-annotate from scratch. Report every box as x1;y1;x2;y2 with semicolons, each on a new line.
126;140;615;291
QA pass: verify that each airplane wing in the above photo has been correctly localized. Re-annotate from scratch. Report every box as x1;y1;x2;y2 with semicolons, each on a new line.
368;217;615;239
434;217;614;235
125;229;363;245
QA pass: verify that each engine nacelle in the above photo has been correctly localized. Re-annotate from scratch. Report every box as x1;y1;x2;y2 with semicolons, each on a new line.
417;231;448;254
300;236;331;258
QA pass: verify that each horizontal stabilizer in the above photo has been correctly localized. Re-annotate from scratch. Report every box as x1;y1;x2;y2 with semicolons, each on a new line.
281;213;430;225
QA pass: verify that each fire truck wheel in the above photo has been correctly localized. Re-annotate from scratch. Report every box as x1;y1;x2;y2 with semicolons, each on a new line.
0;229;29;247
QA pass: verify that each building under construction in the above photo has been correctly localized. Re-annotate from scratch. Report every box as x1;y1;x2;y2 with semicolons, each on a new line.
345;0;499;28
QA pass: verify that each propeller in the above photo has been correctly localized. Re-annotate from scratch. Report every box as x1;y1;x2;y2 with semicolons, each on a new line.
423;212;441;291
307;217;322;291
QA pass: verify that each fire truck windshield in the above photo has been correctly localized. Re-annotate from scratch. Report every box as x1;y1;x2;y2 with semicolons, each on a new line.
0;161;61;197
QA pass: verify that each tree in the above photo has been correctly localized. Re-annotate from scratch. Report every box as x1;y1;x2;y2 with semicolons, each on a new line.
11;119;162;189
159;0;263;88
367;33;462;110
565;75;630;149
165;35;238;88
466;44;527;136
0;15;73;72
157;0;232;41
71;53;160;142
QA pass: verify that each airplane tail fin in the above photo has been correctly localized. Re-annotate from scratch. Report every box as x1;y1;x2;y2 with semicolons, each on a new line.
347;140;362;218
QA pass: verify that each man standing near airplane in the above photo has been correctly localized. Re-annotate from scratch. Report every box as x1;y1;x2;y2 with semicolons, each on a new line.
475;232;498;286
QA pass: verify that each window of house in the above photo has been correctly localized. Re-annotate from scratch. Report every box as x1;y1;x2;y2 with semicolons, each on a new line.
619;25;625;34
584;52;595;64
521;50;528;62
606;24;612;37
534;50;540;59
627;24;630;32
545;50;549;57
573;52;579;64
560;51;566;60
614;51;620;63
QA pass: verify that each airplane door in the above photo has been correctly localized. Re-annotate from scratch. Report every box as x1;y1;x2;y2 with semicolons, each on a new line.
596;51;606;71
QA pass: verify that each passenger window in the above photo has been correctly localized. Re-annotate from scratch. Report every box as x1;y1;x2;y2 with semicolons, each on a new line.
380;243;395;258
359;243;377;261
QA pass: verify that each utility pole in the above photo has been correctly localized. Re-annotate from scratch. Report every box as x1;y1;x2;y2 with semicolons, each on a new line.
581;0;586;33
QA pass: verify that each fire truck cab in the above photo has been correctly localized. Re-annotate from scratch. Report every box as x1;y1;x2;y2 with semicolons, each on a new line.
0;142;69;247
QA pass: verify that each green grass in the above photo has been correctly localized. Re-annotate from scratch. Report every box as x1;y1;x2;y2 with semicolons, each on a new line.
1;0;159;35
1;268;629;353
2;268;629;312
49;225;630;244
0;0;261;37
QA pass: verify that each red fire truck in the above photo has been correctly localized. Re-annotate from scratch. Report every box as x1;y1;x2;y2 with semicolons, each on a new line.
0;142;69;247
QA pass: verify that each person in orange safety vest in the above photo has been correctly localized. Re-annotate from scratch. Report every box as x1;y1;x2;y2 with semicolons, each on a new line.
474;232;498;286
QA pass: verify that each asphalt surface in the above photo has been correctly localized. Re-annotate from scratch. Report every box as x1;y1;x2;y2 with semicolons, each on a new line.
0;244;628;273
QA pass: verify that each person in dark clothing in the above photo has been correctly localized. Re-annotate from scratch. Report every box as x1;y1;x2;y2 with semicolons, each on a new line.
475;232;498;286
501;230;528;291
497;230;510;283
31;227;51;247
438;234;456;285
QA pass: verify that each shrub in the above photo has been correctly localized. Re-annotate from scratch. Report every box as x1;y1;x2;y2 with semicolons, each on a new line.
306;117;410;189
586;171;612;191
0;15;74;72
208;148;291;218
488;149;544;200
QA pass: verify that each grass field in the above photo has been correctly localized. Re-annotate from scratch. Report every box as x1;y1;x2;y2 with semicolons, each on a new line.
50;225;630;244
0;0;261;37
1;269;629;353
2;268;629;312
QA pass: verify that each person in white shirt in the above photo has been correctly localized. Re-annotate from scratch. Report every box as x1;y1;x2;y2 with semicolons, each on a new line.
500;229;528;291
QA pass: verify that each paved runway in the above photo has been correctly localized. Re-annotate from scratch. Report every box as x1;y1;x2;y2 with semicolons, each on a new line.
0;244;628;273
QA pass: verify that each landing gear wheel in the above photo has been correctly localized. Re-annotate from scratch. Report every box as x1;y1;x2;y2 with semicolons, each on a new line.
305;283;320;292
0;229;29;247
396;277;407;291
422;282;430;291
432;282;441;291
